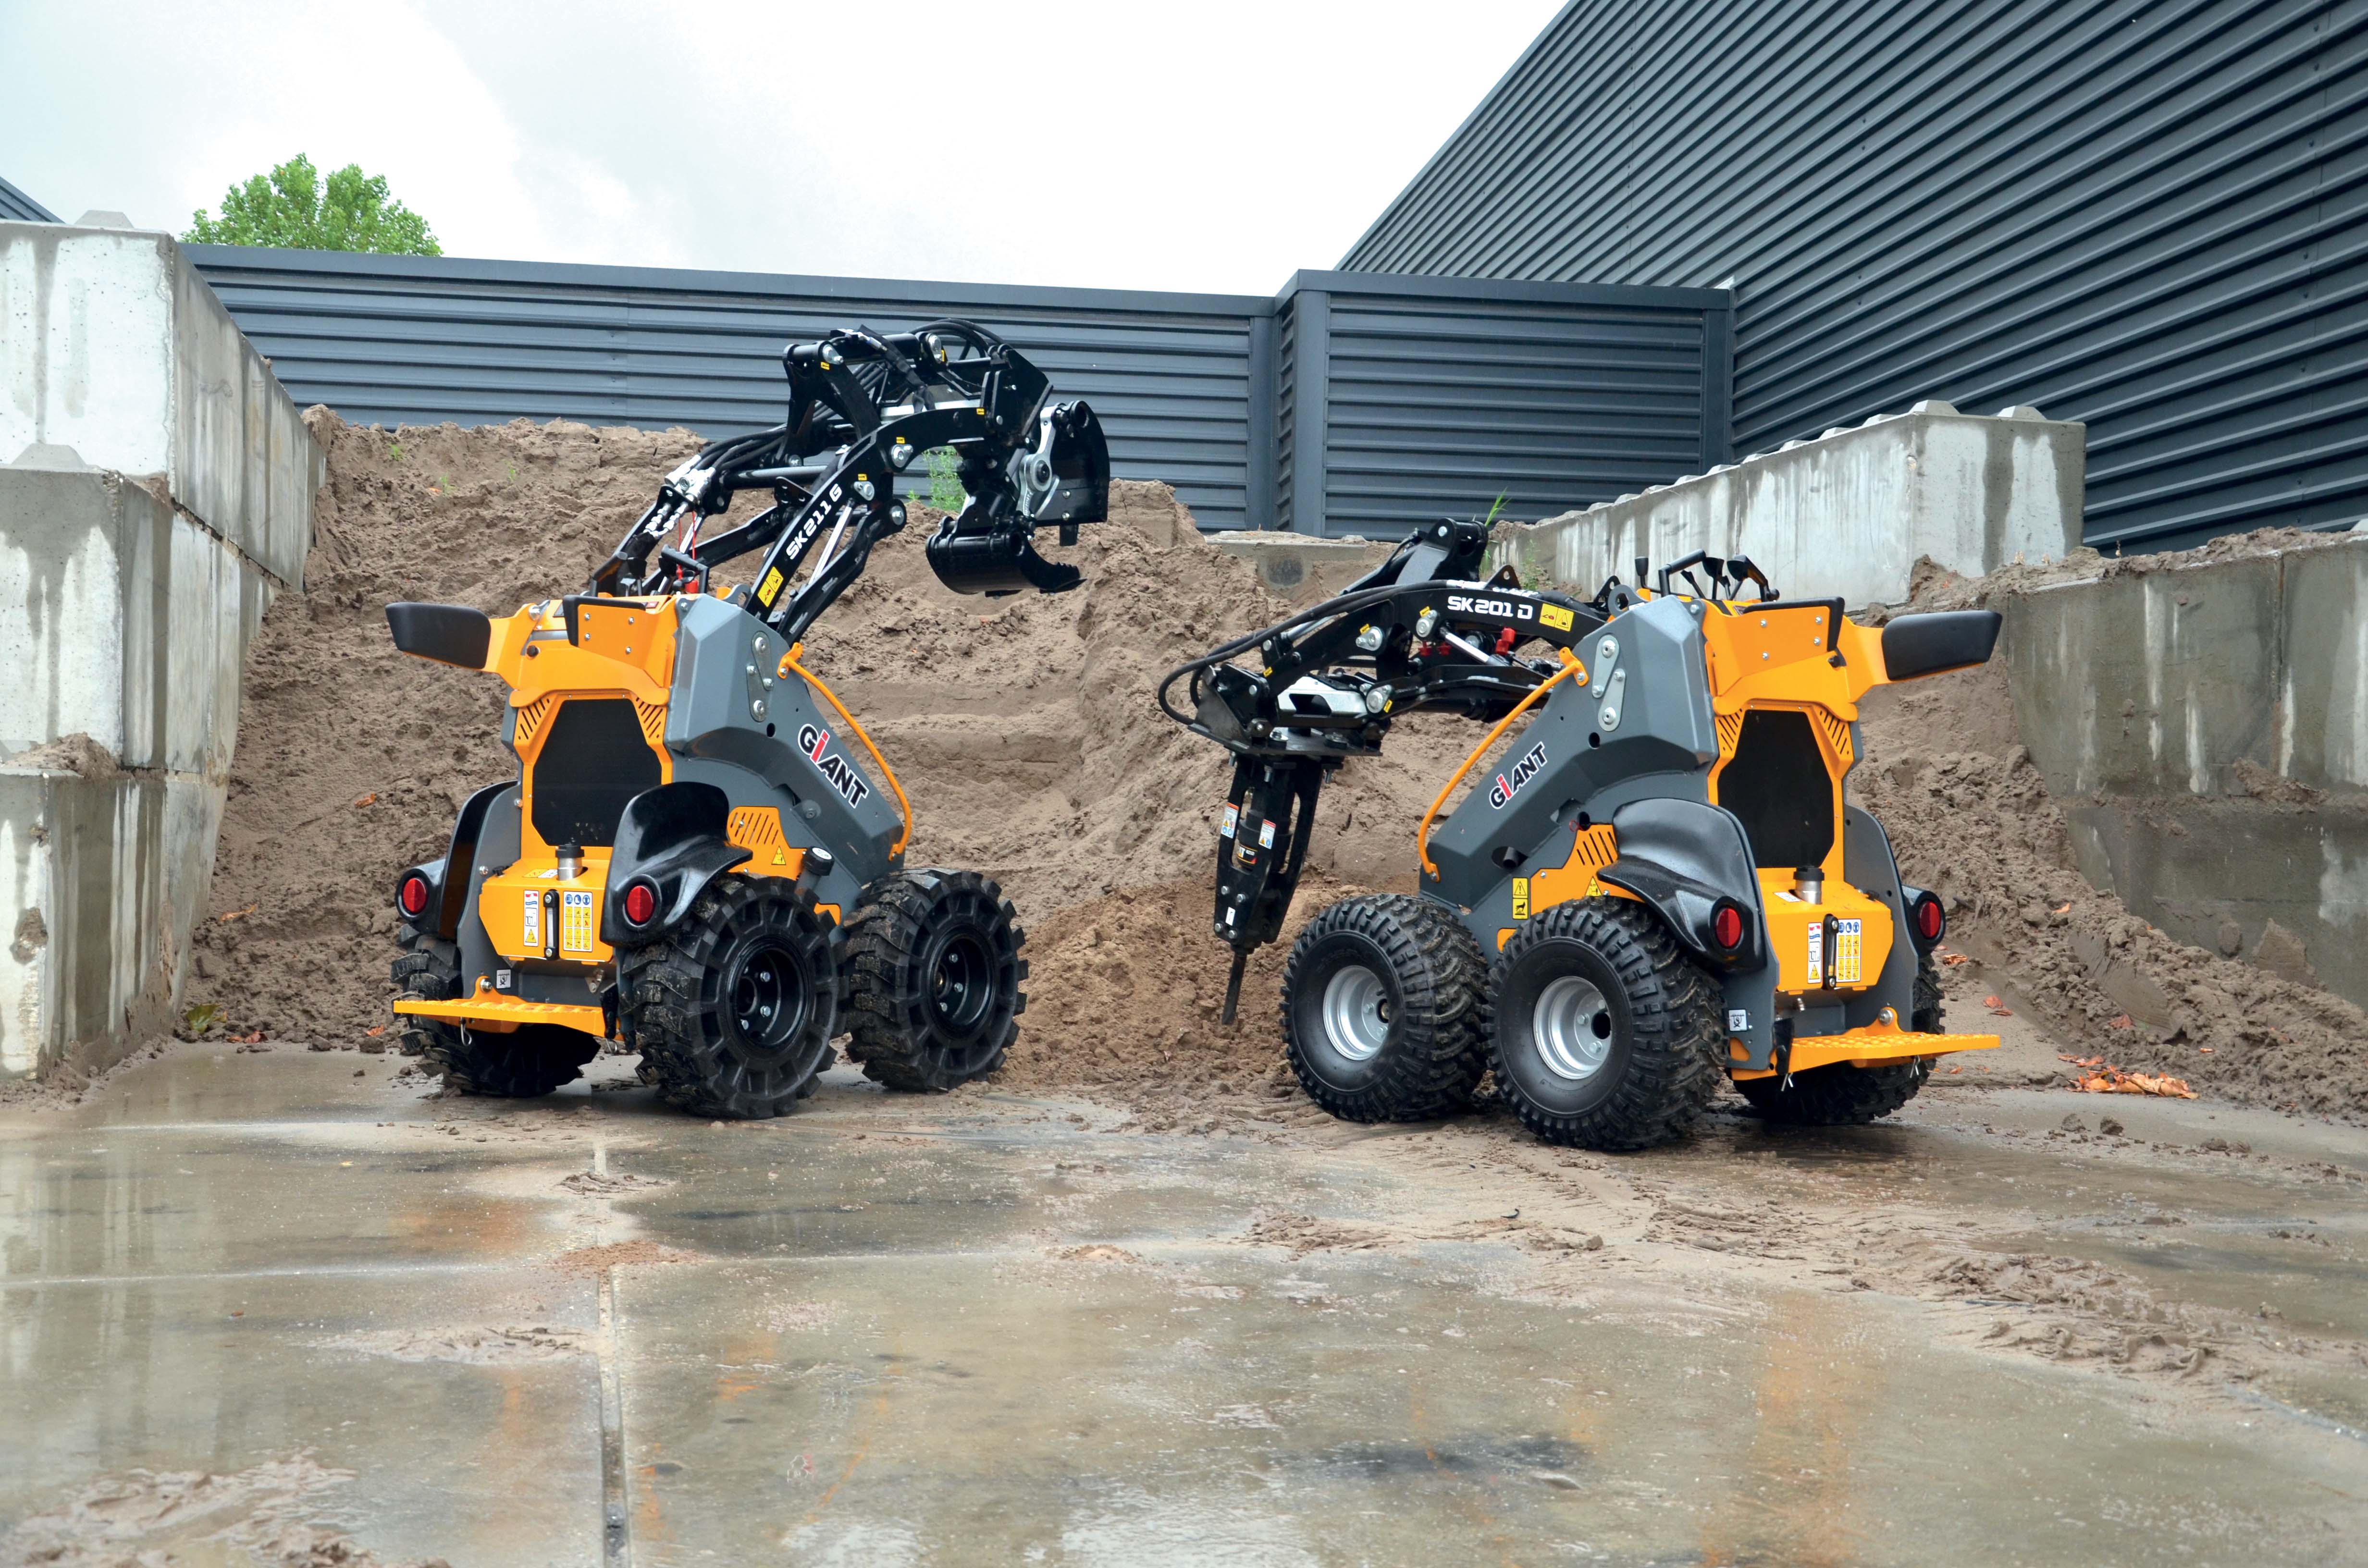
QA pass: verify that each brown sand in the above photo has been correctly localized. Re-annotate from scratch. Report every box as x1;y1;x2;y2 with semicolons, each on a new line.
193;417;2363;1119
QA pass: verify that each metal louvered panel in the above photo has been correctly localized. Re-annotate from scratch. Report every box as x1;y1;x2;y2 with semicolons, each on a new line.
1278;271;1731;539
0;175;59;223
188;246;1270;533
1341;0;2368;551
184;248;1731;538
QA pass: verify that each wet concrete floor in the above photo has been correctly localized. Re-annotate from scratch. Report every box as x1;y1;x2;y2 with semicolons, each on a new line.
3;1049;2365;1566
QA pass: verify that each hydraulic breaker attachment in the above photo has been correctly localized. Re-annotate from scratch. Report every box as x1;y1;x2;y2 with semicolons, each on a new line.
1212;754;1327;1022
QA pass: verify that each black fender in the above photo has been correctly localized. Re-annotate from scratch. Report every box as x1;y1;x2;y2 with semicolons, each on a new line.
404;781;511;941
1596;798;1766;970
601;782;752;947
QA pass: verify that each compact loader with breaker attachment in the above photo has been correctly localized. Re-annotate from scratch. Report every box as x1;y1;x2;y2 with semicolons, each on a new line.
385;321;1109;1117
1160;521;2004;1150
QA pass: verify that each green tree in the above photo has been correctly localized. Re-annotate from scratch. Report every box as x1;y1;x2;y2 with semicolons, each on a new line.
184;155;441;255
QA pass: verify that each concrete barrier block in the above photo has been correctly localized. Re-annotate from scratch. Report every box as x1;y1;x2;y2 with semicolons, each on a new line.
0;222;318;587
0;765;223;1078
0;466;272;773
1211;531;1395;600
2006;557;2283;799
1497;404;2085;606
2281;539;2368;793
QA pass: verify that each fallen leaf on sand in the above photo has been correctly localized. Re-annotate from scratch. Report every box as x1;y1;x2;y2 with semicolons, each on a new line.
217;904;258;922
1983;995;2003;1008
352;793;377;808
1940;953;1972;967
364;1025;384;1037
2072;1066;2197;1099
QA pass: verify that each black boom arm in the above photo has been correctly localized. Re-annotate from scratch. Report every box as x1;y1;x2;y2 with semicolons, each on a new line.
587;320;1110;641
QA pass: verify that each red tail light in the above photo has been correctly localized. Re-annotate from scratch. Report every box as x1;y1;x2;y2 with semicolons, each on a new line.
398;874;430;917
623;882;657;926
1913;892;1946;943
1710;900;1745;953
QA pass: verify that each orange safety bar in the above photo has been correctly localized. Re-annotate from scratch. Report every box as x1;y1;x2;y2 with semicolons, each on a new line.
779;642;914;858
1417;648;1585;878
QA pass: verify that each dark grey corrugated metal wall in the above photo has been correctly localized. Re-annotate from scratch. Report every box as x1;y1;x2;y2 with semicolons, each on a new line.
1342;0;2368;550
0;176;59;223
1277;271;1731;538
190;247;1270;532
189;247;1734;537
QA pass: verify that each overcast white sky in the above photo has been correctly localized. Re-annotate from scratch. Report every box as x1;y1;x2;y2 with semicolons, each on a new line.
1;0;1562;294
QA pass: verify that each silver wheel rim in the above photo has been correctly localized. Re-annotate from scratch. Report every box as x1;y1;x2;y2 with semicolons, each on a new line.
1321;964;1392;1061
1534;975;1612;1080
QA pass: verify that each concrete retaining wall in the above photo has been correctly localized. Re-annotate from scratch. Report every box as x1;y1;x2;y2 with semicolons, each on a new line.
1493;401;2084;607
2004;536;2368;1007
0;221;317;1078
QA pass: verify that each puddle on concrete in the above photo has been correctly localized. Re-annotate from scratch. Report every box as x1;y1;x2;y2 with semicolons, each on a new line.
617;1250;2368;1567
6;1050;2368;1567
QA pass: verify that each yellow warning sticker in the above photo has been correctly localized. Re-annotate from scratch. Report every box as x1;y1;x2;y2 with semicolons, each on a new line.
756;566;785;606
1540;602;1575;632
1836;918;1863;985
1511;878;1530;920
561;890;596;954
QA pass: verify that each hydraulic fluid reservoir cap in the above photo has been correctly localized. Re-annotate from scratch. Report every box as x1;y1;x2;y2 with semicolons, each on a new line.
1793;864;1824;904
555;843;586;879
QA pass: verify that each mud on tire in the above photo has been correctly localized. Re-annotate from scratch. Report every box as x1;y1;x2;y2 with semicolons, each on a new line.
391;926;598;1096
843;869;1026;1092
1736;952;1944;1126
1280;894;1490;1122
618;873;839;1119
1488;896;1725;1151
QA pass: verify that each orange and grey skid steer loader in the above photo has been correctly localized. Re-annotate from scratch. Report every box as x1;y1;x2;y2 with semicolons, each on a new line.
1160;522;2003;1150
384;321;1108;1117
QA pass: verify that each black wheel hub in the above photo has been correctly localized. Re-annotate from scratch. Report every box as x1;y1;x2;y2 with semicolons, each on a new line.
725;938;811;1058
925;926;996;1040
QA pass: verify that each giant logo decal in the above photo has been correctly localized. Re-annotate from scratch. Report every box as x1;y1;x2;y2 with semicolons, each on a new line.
1488;741;1549;809
797;723;873;807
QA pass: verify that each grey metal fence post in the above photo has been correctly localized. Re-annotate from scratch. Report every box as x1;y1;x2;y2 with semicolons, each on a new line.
1246;310;1279;531
1702;297;1735;469
1288;287;1330;537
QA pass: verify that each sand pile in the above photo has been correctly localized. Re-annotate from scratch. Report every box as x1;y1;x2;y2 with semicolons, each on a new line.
196;416;2362;1119
191;414;1464;1046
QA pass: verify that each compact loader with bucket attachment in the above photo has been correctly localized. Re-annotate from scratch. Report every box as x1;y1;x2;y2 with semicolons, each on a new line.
1160;522;2003;1150
385;321;1109;1117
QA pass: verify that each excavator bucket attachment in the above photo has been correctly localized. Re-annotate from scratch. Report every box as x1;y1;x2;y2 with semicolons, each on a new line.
926;400;1108;596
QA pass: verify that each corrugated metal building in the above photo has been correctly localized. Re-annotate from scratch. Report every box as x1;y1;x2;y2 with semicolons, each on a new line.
187;246;1732;536
0;175;59;224
1343;0;2368;550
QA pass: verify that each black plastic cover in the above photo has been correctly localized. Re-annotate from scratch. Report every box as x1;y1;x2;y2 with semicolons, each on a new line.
430;782;512;940
1881;610;2001;681
602;783;752;946
387;602;492;669
1596;798;1767;969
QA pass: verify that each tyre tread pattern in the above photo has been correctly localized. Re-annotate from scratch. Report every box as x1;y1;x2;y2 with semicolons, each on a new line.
1488;897;1725;1151
618;873;837;1118
1281;894;1491;1122
842;869;1028;1092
